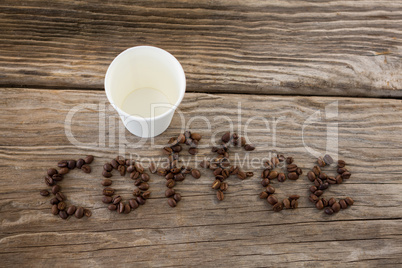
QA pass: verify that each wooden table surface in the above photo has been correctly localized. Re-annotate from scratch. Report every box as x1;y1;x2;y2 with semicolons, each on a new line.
1;1;401;267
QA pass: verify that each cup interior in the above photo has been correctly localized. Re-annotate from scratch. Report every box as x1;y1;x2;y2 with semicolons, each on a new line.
105;46;185;119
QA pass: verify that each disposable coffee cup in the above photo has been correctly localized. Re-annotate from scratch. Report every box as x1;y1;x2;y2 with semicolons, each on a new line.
105;46;186;138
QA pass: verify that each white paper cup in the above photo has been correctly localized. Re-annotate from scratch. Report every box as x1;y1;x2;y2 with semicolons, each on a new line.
104;46;186;138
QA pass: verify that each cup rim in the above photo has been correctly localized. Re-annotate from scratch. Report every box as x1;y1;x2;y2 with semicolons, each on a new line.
104;45;186;121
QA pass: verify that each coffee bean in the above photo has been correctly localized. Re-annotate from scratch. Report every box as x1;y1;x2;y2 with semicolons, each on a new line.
57;201;66;211
309;194;319;203
163;146;173;155
336;175;343;184
319;172;327;180
188;148;198;155
200;160;210;169
296;168;303;175
133;189;141;196
177;133;186;144
165;188;175;197
337;160;346;168
52;185;61;195
291;199;298;209
339;199;348;209
102;170;112;178
190;133;201;141
213;168;222;176
56;192;66;201
287;164;298;173
81;164;91;173
278;154;285;162
314;179;322;187
75;207;84;218
59;167;69;175
124;203;131;214
307;171;316;182
310;186;317;193
84;209;92;217
244;144;255;151
141;173;150;182
134;179;142;186
76;159;85;169
312;166;321;176
116;156;125;166
271;157;279;167
128;164;138;173
317;157;326;167
239;136;246;147
237;171;247;180
266;185;275;194
173;193;182;202
221;132;231;143
264;160;273;170
216;190;224;201
117;165;126;176
67;160;76;169
52;174;63;181
322;198;329;207
112;196;122;205
101;179;112;186
102;196;113;204
318;182;329;191
323;154;334;165
272;202;283;212
327;177;337;184
59;210;68;219
231;166;239;175
289;194;300;200
283;198;291;209
332;202;341;212
129;199;139;209
268;171;278;179
324;208;334;215
167;198;177;207
131;171;140;180
220;182;228;191
261;178;270;187
67;205;76;215
286;157;294;164
345;197;354;206
58;160;68;168
314;190;323;197
337;167;348;174
341;172;351;180
166;179;175;188
108;204;117;211
103;187;115;196
135;164;144;174
51;204;59;215
328;198;336;206
267;195;278;205
104;163;113;172
175;173;185;181
212;180;221;190
190;169;201;179
50;197;59;205
277;173;286;182
287;172;299;180
84;155;94;164
149;163;157;174
142;190;151;199
110;159;119;169
138;182;149;191
126;159;134;166
40;189;50;196
222;169;230;178
118;202;125;214
171;144;182;153
260;191;268;199
315;200;324;210
47;168;58;177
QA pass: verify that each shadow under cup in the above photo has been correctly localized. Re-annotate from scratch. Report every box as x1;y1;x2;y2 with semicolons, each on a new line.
104;46;186;138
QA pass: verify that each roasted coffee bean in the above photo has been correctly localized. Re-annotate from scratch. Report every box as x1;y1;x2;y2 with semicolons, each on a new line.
177;133;186;144
270;157;279;167
318;182;329;190
231;166;239;175
324;208;334;215
319;172;327;180
272;202;283;212
213;168;222;176
312;166;321;176
84;209;92;217
278;154;286;162
323;154;334;165
165;173;174;181
174;173;185;181
289;194;300;200
341;172;351;180
327;177;337;184
103;187;115;196
133;188;141;196
52;174;63;181
102;164;112;173
286;157;294;164
188;148;198;155
134;164;144;174
287;172;299;180
171;145;182;153
339;199;348;209
240;137;246;147
51;204;59;215
200;160;210;169
167;198;177;207
131;171;140;180
149;163;157;174
291;199;298;209
40;189;50;196
84;155;94;164
142;190;151;199
268;171;278;179
81;164;91;173
309;194;319;203
75;207;84;218
283;198;291;209
67;205;76;215
138;182;149;191
58;160;68;168
173;193;182;202
261;178;270;187
212;180;221;190
59;210;68;219
307;171;316;182
47;168;58;177
222;169;230;179
345;197;354;206
328;198;336;207
217;148;226;155
314;190;323;197
190;133;201;141
332;202;341;212
221;132;231;143
337;160;346;168
287;164;298;172
50;197;59;205
166;179;175;188
336;175;343;184
244;144;255;151
296;167;303;175
322;198;329;207
259;191;269;199
52;185;61;195
102;170;112;178
116;156;125;166
163;146;173;155
262;169;270;178
101;179;112;186
337;167;348;174
317;156;326;167
118;202;125;214
216;190;224;201
108;204;117;211
76;159;85;169
57;201;66;211
67;160;76;169
141;173;150;182
165;188;175;197
110;159;119;169
59;167;69;175
266;185;275;194
220;182;228;191
126;159;134;166
314;179;322;188
123;203;131;214
118;165;126;176
129;199;139;209
56;192;66;201
102;196;113;204
267;195;278;205
315;200;324;210
264;160;273;170
113;196;122;205
168;136;178;145
310;186;317;193
237;171;247;180
278;173;286;182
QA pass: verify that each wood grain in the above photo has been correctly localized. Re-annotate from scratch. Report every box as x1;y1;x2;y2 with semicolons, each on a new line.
0;0;401;97
0;87;401;267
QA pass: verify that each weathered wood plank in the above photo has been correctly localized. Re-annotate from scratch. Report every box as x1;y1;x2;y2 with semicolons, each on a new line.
0;0;401;97
0;87;401;266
